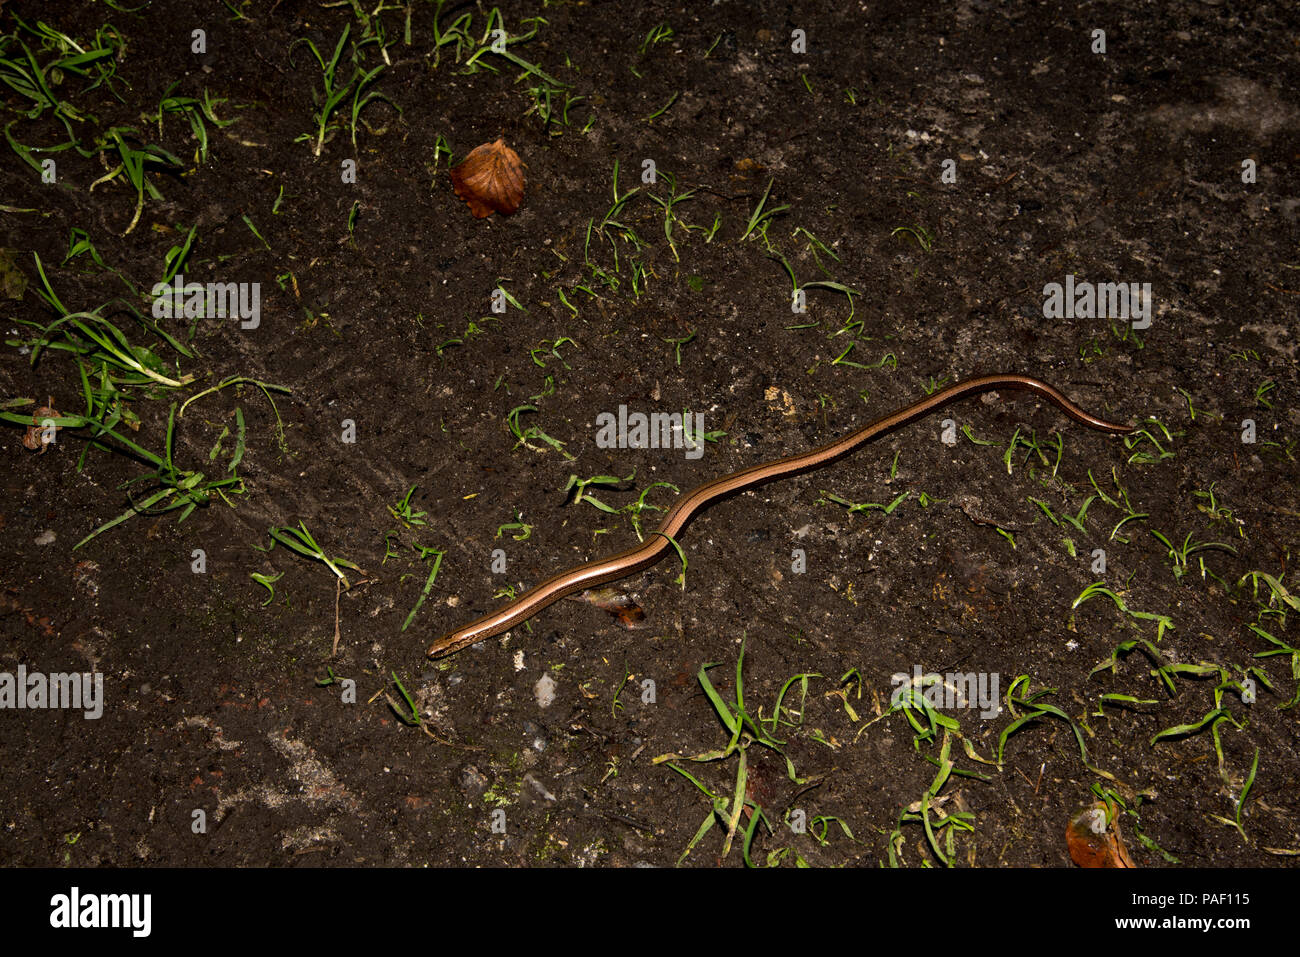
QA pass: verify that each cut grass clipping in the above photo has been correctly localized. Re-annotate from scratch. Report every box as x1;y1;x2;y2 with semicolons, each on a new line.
259;522;363;588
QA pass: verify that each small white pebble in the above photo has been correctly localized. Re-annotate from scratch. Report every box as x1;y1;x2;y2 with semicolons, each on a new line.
534;673;556;709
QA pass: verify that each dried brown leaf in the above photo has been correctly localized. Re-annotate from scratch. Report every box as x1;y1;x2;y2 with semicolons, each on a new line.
1067;801;1136;867
22;397;62;453
572;587;647;630
449;138;525;218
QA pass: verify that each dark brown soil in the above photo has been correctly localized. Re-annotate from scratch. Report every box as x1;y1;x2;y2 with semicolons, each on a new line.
1;0;1297;869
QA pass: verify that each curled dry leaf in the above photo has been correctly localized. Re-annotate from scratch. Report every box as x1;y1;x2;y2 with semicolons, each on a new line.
449;138;526;218
22;397;62;453
572;586;647;630
1066;801;1136;868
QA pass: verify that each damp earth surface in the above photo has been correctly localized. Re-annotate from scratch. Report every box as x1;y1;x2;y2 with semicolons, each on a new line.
0;0;1298;867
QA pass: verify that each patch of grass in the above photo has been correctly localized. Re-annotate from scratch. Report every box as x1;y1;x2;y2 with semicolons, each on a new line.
884;730;975;867
386;672;422;726
495;509;532;541
506;403;573;458
739;177;789;247
61;226;139;296
1192;482;1244;535
1248;623;1300;709
153;83;239;164
662;327;695;365
0;20;125;144
2;399;243;547
458;10;581;133
261;522;364;587
622;482;678;542
177;376;290;454
1238;570;1299;627
890;224;934;252
1149;528;1237;582
996;675;1112;780
646;171;696;262
250;570;285;606
388;485;428;527
1088;467;1149;543
401;544;444;631
290;23;397;156
643;90;679;123
1002;428;1063;477
3;118;79;175
1029;493;1095;532
330;0;400;64
1123;417;1177;465
1093;784;1179;863
13;253;195;390
562;469;634;513
817;489;910;516
426;0;476;67
1072;580;1175;641
242;213;271;252
639;22;674;54
652;640;805;866
87;127;184;235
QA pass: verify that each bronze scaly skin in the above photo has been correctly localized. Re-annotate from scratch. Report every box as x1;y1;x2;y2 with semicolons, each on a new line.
428;373;1134;658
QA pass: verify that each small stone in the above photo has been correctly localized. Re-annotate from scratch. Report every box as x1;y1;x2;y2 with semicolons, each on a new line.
534;672;557;709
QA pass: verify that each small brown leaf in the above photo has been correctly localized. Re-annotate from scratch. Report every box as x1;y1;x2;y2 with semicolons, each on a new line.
22;396;62;453
1067;801;1136;868
449;138;525;218
571;587;647;629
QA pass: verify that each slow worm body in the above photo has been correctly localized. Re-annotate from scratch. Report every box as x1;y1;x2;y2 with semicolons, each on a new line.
428;373;1133;658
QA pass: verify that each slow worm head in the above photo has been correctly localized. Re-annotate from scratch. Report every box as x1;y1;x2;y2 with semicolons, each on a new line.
428;373;1134;658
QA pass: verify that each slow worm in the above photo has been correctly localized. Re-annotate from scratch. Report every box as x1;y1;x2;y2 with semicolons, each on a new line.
428;373;1133;658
